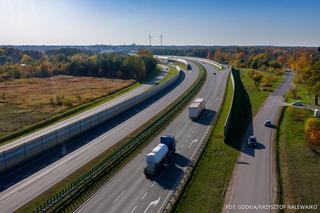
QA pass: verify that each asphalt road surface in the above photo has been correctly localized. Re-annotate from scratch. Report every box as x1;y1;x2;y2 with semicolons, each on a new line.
224;72;293;213
0;60;198;213
76;61;230;213
0;69;168;152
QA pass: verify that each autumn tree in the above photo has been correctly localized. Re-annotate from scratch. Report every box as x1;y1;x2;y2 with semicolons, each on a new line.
305;117;320;150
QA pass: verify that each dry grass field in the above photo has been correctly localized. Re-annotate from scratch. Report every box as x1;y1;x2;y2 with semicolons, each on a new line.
0;75;135;137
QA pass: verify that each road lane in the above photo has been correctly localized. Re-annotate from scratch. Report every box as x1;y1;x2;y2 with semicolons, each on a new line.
224;72;293;213
0;59;198;213
76;60;230;213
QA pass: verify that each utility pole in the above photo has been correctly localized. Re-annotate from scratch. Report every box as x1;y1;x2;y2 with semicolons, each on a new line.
148;34;152;46
160;33;163;46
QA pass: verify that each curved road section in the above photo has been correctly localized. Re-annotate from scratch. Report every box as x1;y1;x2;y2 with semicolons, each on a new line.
0;59;198;213
224;72;293;213
76;60;230;213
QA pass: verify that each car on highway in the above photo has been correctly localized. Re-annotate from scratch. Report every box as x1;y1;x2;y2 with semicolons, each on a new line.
292;101;303;106
248;136;257;147
264;120;272;127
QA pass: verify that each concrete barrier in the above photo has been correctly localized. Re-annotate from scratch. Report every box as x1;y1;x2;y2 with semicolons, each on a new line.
224;67;235;139
196;58;223;70
0;68;183;173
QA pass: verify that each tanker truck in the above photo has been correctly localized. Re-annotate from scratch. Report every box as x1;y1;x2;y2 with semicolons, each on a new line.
144;135;176;176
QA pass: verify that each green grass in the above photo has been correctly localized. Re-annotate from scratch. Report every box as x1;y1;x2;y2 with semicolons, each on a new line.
175;62;188;71
159;66;179;83
285;82;314;105
277;107;320;211
239;68;283;115
174;74;240;212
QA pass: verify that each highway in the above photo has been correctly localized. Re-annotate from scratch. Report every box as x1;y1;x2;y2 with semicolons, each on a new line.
0;59;198;213
0;68;169;152
76;60;230;213
224;71;293;213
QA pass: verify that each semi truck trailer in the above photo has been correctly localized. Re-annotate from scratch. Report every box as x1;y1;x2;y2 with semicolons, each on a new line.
144;135;176;176
188;98;205;119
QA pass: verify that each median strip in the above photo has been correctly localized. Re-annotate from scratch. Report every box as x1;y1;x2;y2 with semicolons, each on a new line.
17;62;206;213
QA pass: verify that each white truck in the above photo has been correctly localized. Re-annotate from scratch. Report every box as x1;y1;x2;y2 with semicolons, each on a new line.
144;135;176;177
188;98;205;119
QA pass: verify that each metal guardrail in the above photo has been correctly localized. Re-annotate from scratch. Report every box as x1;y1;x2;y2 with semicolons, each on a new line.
162;65;232;212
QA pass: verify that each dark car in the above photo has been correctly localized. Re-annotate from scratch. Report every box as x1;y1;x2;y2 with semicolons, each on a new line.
292;101;303;106
264;120;272;127
248;136;257;147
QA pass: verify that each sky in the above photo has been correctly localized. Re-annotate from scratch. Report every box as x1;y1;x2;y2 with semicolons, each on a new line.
0;0;319;46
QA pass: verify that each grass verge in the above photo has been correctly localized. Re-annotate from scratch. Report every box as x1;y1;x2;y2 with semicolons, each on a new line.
276;107;320;211
285;82;314;105
17;63;206;213
159;66;179;84
239;68;284;115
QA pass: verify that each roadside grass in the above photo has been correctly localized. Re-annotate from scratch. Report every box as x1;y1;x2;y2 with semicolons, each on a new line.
175;62;188;71
277;107;320;211
17;63;205;213
0;67;169;145
174;74;240;212
285;82;314;105
159;66;179;84
239;68;283;115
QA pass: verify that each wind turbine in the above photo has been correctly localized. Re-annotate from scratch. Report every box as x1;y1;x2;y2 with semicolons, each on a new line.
160;33;163;46
148;34;152;46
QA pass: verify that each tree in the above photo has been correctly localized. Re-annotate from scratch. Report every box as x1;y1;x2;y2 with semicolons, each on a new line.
20;54;32;64
305;118;320;150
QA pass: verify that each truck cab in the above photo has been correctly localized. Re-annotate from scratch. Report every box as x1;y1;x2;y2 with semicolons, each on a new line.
160;135;176;156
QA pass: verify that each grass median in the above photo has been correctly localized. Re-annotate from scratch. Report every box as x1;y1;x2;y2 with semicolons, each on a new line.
17;63;206;213
276;107;320;211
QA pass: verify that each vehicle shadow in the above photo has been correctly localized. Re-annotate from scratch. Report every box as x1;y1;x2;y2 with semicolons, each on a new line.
152;153;191;190
224;69;255;157
0;72;187;192
192;109;216;126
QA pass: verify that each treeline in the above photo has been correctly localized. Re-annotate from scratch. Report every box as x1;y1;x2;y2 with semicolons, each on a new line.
290;48;320;105
151;46;299;71
0;48;157;81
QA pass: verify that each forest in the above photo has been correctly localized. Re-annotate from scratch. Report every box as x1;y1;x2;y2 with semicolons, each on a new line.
0;48;157;81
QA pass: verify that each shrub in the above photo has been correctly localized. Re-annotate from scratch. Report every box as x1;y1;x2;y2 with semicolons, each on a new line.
305;117;320;149
288;107;309;122
261;75;277;87
248;70;264;83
